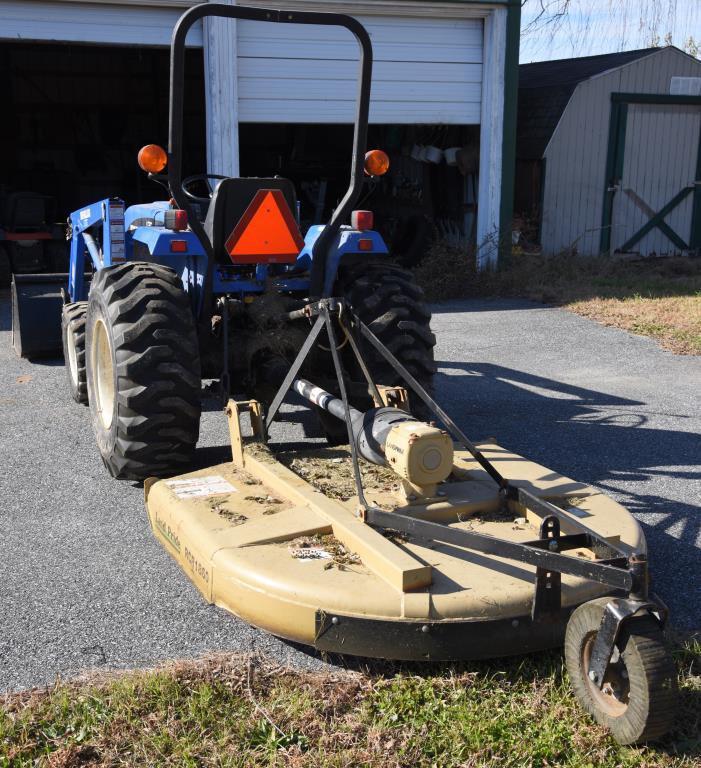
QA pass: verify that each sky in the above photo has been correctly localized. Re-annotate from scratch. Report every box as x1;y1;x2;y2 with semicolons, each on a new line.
519;0;701;62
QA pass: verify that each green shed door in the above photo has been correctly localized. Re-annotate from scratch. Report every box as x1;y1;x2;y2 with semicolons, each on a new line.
602;97;701;255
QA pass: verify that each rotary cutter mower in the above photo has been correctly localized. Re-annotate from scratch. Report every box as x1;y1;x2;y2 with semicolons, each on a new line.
146;297;678;747
12;2;676;746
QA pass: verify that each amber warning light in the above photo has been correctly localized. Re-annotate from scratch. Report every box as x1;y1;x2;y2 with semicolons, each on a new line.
364;149;390;176
138;144;168;173
225;189;305;264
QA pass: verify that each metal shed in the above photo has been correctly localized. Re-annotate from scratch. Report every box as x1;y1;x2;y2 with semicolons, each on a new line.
0;0;522;267
517;47;701;257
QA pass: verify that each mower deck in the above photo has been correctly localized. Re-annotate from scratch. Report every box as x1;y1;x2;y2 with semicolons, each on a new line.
145;433;644;661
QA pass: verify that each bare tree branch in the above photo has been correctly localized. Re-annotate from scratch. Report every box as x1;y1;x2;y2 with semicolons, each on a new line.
521;0;699;59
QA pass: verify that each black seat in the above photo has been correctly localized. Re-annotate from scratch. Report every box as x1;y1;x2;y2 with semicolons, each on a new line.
203;177;297;261
1;190;53;231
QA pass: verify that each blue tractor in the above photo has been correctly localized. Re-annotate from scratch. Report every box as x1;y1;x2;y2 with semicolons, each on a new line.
13;3;435;480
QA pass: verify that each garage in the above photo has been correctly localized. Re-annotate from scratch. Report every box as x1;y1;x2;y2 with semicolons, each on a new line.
0;0;519;273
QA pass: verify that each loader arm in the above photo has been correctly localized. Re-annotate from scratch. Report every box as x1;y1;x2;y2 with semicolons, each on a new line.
67;198;126;303
11;198;126;358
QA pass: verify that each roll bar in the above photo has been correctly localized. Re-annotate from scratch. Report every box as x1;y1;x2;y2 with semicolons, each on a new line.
168;3;374;298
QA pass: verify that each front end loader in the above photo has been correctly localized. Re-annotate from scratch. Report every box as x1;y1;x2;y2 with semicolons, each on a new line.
12;3;678;745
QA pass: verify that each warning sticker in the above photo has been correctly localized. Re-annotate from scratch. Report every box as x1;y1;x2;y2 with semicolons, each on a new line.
288;547;333;561
165;475;238;499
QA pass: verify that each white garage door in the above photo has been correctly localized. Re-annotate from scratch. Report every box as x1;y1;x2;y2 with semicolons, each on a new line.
0;1;203;47
237;16;483;124
0;2;482;124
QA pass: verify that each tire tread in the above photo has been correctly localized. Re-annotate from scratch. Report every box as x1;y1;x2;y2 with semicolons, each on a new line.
564;598;677;745
86;262;201;479
340;260;436;417
62;301;89;404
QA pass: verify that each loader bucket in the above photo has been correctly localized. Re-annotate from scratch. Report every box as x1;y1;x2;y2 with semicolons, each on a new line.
11;273;66;358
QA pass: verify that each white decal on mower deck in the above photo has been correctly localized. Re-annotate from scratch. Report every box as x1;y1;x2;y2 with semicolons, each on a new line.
165;475;237;498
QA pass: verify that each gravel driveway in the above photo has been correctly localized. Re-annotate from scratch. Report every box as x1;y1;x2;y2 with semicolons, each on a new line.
1;293;699;692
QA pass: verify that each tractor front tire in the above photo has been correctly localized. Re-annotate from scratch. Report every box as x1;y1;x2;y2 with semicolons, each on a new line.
85;262;201;480
62;301;88;404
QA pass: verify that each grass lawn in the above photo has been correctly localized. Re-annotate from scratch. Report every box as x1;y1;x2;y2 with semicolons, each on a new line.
413;248;701;355
1;636;699;767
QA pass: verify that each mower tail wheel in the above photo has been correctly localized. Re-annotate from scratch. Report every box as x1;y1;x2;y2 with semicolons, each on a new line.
565;598;678;745
62;301;89;405
85;262;201;480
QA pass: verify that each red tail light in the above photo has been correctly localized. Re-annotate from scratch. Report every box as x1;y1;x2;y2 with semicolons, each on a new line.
170;240;188;253
351;210;373;231
164;209;188;231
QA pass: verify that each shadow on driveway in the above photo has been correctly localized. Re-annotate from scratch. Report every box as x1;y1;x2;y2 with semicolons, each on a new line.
435;360;700;628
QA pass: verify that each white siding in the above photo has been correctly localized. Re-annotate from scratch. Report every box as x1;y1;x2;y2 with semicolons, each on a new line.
541;47;701;256
237;16;483;124
0;2;483;125
0;1;203;46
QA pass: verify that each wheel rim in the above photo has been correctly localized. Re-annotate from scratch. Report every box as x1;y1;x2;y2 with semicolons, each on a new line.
66;322;79;386
583;633;630;716
92;318;115;429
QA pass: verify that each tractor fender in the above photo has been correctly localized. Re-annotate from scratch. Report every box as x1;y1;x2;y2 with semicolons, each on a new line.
124;201;170;230
297;225;389;296
131;226;207;259
130;226;208;316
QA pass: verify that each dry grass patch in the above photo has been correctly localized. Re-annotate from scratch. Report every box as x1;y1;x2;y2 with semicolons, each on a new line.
413;244;701;354
279;446;397;501
1;637;699;767
568;294;701;354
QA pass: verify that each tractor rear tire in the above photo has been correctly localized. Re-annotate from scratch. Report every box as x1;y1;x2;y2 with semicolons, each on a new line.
338;260;436;414
316;261;436;443
62;301;89;404
85;262;201;480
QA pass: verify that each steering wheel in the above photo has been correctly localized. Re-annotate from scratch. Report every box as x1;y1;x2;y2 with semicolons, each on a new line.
182;173;229;203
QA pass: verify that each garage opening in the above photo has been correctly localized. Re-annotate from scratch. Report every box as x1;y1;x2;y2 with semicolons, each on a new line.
0;40;204;279
2;39;480;277
239;123;480;265
0;41;206;217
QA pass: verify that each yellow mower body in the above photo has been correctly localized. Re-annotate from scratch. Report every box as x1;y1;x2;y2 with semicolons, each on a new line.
144;401;644;660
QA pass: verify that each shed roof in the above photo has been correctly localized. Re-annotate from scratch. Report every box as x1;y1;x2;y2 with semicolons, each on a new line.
517;48;658;159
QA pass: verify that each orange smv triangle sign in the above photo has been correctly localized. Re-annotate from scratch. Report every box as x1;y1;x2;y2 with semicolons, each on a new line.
225;189;305;264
